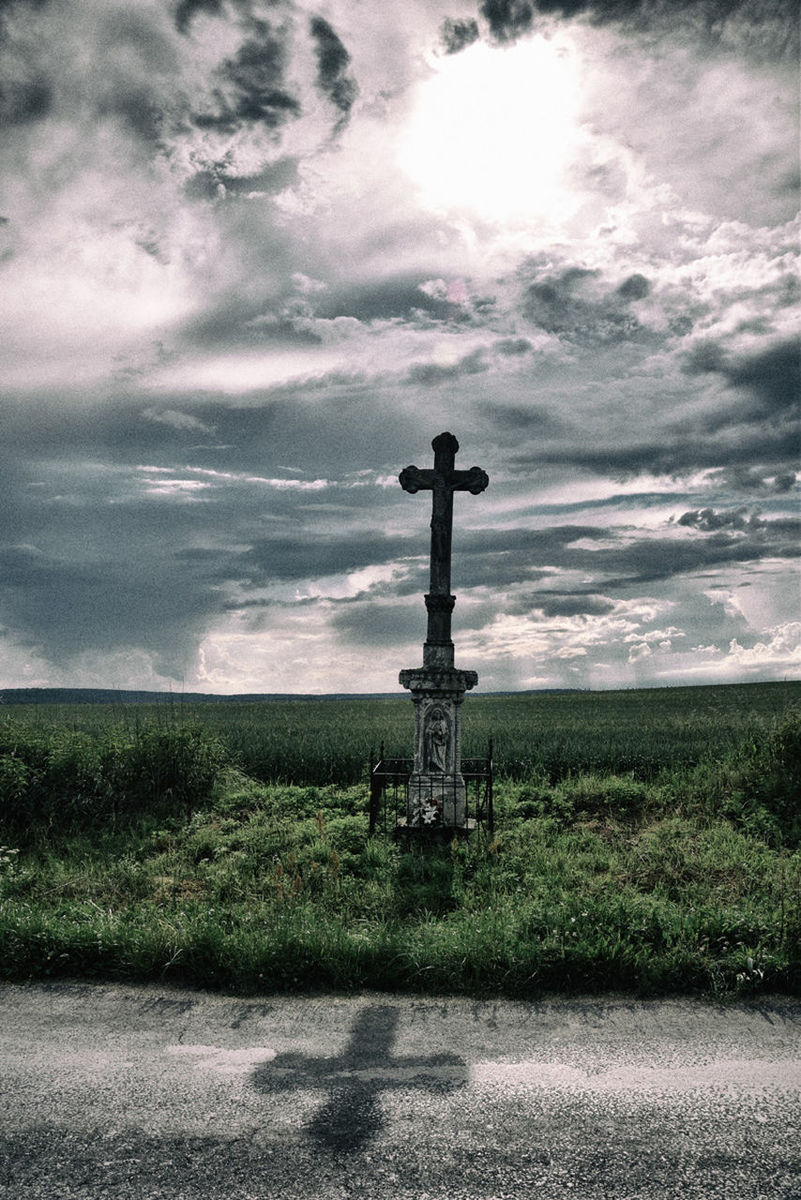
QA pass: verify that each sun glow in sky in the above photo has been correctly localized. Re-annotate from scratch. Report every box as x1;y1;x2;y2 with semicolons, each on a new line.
399;36;583;224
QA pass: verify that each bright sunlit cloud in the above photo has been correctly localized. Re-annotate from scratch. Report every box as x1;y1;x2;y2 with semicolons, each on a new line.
398;35;584;225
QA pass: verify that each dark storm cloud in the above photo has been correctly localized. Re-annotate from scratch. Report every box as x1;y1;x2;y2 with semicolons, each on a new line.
330;601;423;647
617;274;650;301
676;506;763;532
411;525;609;591
453;515;800;592
316;277;467;324
97;85;162;142
309;16;358;129
0;545;219;675
0;78;51;125
179;292;321;348
683;340;727;374
8;384;410;481
684;338;800;410
478;0;799;56
495;337;534;355
225;531;419;585
522;267;647;345
0;0;49;25
0;385;428;674
407;349;488;385
684;337;800;432
479;401;569;436
184;157;299;200
526;426;799;483
725;339;800;418
506;336;800;485
440;16;481;53
192;21;300;132
177;273;468;354
91;11;180;143
593;526;801;590
174;0;224;35
479;0;535;42
514;592;616;617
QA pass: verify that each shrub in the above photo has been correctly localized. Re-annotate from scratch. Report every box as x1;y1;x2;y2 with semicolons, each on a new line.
0;718;229;836
693;713;801;846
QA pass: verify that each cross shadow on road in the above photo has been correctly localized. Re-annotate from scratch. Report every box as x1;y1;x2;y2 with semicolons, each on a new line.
252;1004;467;1154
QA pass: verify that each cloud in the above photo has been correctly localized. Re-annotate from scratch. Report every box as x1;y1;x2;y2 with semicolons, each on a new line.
226;530;418;586
174;0;224;35
479;0;535;43
676;506;762;532
726;621;801;671
685;337;800;424
191;22;300;132
531;593;616;617
495;336;535;355
477;0;799;60
316;277;467;324
502;332;800;486
440;17;480;54
0;544;219;676
184;156;299;200
406;348;488;385
724;338;800;419
0;77;51;125
522;267;648;345
617;273;650;301
309;16;358;130
141;407;217;434
330;600;423;647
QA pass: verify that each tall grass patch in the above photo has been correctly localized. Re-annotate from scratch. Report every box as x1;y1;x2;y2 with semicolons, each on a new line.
0;716;228;834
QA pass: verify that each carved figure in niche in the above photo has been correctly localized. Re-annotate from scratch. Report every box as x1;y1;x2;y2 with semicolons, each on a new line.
424;706;449;773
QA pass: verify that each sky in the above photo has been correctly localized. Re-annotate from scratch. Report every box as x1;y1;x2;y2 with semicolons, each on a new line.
0;0;799;695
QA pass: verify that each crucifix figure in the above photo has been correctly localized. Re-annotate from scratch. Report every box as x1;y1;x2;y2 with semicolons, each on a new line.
399;432;488;669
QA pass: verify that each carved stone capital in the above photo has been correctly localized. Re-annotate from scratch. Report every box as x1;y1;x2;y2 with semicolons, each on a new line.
399;667;478;696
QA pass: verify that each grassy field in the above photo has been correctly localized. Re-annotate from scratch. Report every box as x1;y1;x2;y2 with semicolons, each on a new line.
4;679;798;783
0;681;799;998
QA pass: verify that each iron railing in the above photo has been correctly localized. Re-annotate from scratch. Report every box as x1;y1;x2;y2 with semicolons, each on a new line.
368;740;494;838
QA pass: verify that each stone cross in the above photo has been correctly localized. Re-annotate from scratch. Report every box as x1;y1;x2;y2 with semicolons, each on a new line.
398;433;488;829
399;432;488;669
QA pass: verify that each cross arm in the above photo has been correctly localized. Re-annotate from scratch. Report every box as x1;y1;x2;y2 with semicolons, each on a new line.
399;465;488;495
450;466;489;495
399;465;436;494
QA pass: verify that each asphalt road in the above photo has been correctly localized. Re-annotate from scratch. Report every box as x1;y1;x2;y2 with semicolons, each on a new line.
1;981;799;1199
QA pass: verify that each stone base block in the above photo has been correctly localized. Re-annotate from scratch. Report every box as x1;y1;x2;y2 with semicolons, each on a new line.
394;817;477;844
406;773;466;828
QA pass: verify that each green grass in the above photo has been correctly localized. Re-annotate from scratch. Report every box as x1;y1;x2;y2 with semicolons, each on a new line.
0;681;799;999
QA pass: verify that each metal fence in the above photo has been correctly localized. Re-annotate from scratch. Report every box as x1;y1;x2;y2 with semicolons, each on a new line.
368;740;494;839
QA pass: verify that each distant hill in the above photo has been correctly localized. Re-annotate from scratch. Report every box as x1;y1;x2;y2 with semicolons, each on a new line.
0;687;401;705
0;686;583;705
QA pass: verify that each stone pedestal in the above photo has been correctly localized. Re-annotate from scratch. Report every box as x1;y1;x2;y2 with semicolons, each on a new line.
399;665;478;828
